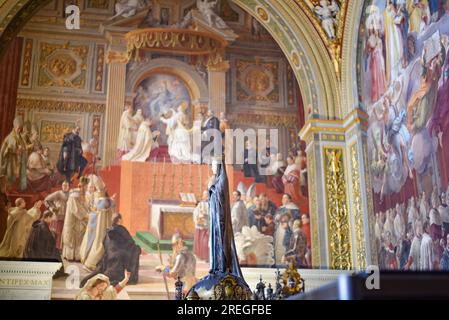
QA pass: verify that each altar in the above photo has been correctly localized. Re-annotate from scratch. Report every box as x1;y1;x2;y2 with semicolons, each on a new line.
119;160;234;236
149;200;195;240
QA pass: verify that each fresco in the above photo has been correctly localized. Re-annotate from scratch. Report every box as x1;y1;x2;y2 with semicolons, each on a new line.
133;73;192;146
358;0;449;271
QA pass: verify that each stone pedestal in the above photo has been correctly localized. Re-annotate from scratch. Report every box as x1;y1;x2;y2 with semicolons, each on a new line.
0;261;61;300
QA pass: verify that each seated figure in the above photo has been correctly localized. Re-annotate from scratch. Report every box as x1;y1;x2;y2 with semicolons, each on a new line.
26;147;56;192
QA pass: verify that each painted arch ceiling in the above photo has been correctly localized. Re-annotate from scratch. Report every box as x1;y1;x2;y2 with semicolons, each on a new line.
0;0;349;75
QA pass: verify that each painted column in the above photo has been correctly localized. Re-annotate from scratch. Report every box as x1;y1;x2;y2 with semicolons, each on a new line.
301;113;375;271
301;121;352;270
207;60;229;115
102;49;128;167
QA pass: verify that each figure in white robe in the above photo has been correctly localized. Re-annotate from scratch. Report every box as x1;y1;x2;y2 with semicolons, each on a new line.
384;2;404;83
80;195;114;271
45;182;70;250
132;109;144;145
62;181;89;261
160;102;192;163
0;199;41;258
384;210;397;244
231;197;249;234
394;204;406;241
431;185;439;209
439;193;449;237
419;193;429;222
375;213;383;242
420;226;434;270
408;233;422;270
0;117;27;190
117;106;136;155
407;197;419;235
122;119;159;162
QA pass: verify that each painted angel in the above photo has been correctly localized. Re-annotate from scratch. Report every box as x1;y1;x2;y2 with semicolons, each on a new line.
196;0;228;29
314;0;339;39
110;0;146;20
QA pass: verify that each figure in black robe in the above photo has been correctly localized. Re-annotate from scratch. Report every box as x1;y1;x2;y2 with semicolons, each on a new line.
201;111;220;163
243;142;263;182
57;127;87;182
24;220;61;262
80;215;140;287
23;211;66;277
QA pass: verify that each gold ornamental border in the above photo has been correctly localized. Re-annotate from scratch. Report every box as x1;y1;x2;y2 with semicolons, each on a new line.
349;141;366;270
228;112;299;129
17;97;106;113
125;28;229;58
322;146;353;270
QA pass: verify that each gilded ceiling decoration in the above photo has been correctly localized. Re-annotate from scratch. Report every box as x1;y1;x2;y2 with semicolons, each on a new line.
293;0;349;75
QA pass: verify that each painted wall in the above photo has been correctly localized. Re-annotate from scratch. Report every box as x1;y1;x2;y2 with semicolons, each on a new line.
358;0;449;271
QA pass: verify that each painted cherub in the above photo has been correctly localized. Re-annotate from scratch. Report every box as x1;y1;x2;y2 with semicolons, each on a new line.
314;0;340;39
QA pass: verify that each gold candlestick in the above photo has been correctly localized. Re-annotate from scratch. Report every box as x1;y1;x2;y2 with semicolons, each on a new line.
198;165;202;199
179;164;184;198
170;162;176;199
189;163;193;194
151;157;157;199
161;157;166;200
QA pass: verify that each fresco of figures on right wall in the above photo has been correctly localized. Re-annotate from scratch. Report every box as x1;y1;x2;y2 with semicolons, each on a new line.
358;0;449;271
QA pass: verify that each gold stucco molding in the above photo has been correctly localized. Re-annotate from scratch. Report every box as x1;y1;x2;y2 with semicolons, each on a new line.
349;141;366;270
228;111;299;129
16;97;106;113
323;146;353;270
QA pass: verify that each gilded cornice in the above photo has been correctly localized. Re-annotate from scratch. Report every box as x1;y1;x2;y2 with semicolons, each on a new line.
228;111;299;129
16;97;106;113
299;107;369;143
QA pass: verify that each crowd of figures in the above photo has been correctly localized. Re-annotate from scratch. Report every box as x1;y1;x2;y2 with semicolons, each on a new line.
0;117;98;194
0;115;144;299
192;189;311;269
363;1;449;200
242;143;308;198
375;185;449;270
0;172;141;291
